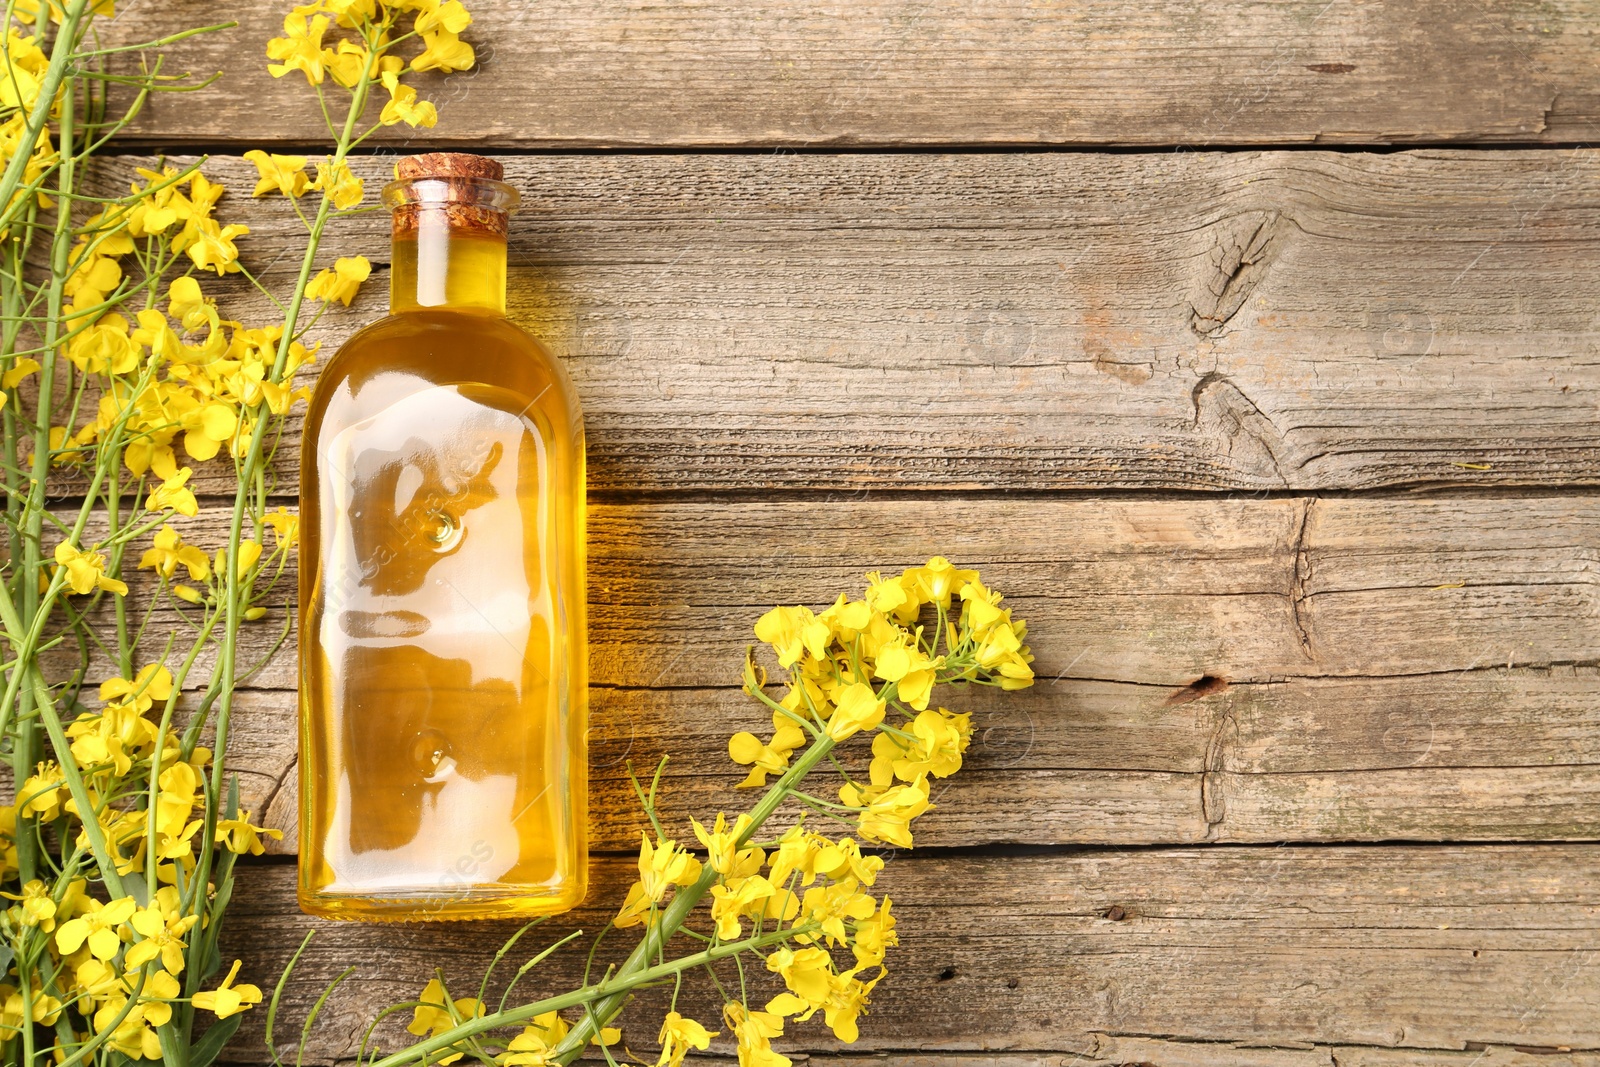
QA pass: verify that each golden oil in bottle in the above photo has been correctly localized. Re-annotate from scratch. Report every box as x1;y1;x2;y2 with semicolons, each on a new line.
298;153;586;920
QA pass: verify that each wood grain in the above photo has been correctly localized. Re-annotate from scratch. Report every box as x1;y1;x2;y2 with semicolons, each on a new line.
108;495;1600;690
78;149;1600;494
85;493;1596;847
236;670;1600;852
215;845;1600;1064
101;1;1600;148
810;1048;1600;1067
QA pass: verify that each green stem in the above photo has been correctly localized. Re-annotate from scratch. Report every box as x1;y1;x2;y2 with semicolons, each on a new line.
367;926;811;1067
551;732;840;1061
9;1;91;890
183;37;382;1044
0;0;89;238
30;660;126;899
145;603;222;892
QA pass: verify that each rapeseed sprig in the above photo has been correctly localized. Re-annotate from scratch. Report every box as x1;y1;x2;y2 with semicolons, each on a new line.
329;561;1033;1067
0;0;482;1062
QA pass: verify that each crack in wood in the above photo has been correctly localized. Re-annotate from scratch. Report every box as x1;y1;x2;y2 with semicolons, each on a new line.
1189;370;1293;486
1290;497;1317;660
1201;702;1237;840
1188;211;1287;338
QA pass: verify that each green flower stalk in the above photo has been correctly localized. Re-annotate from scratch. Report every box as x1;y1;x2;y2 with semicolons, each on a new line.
285;557;1037;1067
0;0;480;1063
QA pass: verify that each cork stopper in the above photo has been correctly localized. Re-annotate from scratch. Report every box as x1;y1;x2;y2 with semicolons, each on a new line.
385;152;517;238
394;153;504;183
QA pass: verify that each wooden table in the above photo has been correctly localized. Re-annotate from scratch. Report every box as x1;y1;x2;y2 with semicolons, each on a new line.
101;2;1600;1063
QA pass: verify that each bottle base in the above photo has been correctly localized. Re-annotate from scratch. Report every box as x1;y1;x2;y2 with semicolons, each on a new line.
299;881;586;923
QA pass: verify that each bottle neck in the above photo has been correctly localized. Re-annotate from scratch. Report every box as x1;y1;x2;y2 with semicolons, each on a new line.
389;219;508;315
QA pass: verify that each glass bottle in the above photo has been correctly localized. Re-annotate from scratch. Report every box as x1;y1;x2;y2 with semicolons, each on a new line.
298;153;587;921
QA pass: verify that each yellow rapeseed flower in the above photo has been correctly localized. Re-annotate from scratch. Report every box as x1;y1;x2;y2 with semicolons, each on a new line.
215;809;283;856
306;254;370;305
140;524;211;581
18;761;65;820
379;70;437;127
855;776;931;848
215;538;264;581
266;11;331;84
184;218;249;275
765;824;825;889
179;400;238;462
405;977;483;1065
165;276;212;331
754;604;829;668
724;1001;790;1067
821;969;879;1042
320;0;379;28
146;466;199;517
0;879;58;930
615;833;702;928
66;314;140;375
192;959;263;1019
412;26;475;72
53;540;128;596
851;896;897;968
871;639;940;711
415;0;472;34
872;708;970;782
812;837;883;887
54;894;137;960
709;874;775;940
125;898;199;975
243;150;311;198
864;569;921;624
500;1010;621;1064
902;555;978;608
798;879;875;947
765;946;833;1009
99;662;173;712
264;506;299;549
975;618;1035;688
690;812;756;876
312;159;364;211
155;760;200;840
824;681;885;741
325;40;370;88
1;988;61;1027
727;720;806;788
655;1011;716;1067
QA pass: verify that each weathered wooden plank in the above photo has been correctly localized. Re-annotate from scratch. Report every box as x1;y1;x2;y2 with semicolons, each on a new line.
103;1;1600;147
81;149;1600;493
304;1051;1600;1067
301;1050;1600;1067
795;1049;1600;1067
214;845;1600;1064
92;495;1600;692
95;493;1591;846
813;1048;1600;1067
235;670;1600;851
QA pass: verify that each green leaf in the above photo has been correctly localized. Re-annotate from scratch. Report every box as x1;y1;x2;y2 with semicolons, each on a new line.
189;1012;244;1067
197;927;223;983
211;868;235;917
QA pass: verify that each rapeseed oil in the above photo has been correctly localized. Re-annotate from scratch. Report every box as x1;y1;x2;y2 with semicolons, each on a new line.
298;153;586;920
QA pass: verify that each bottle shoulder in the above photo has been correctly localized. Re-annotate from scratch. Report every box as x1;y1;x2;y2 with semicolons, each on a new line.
313;309;582;422
328;309;556;373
